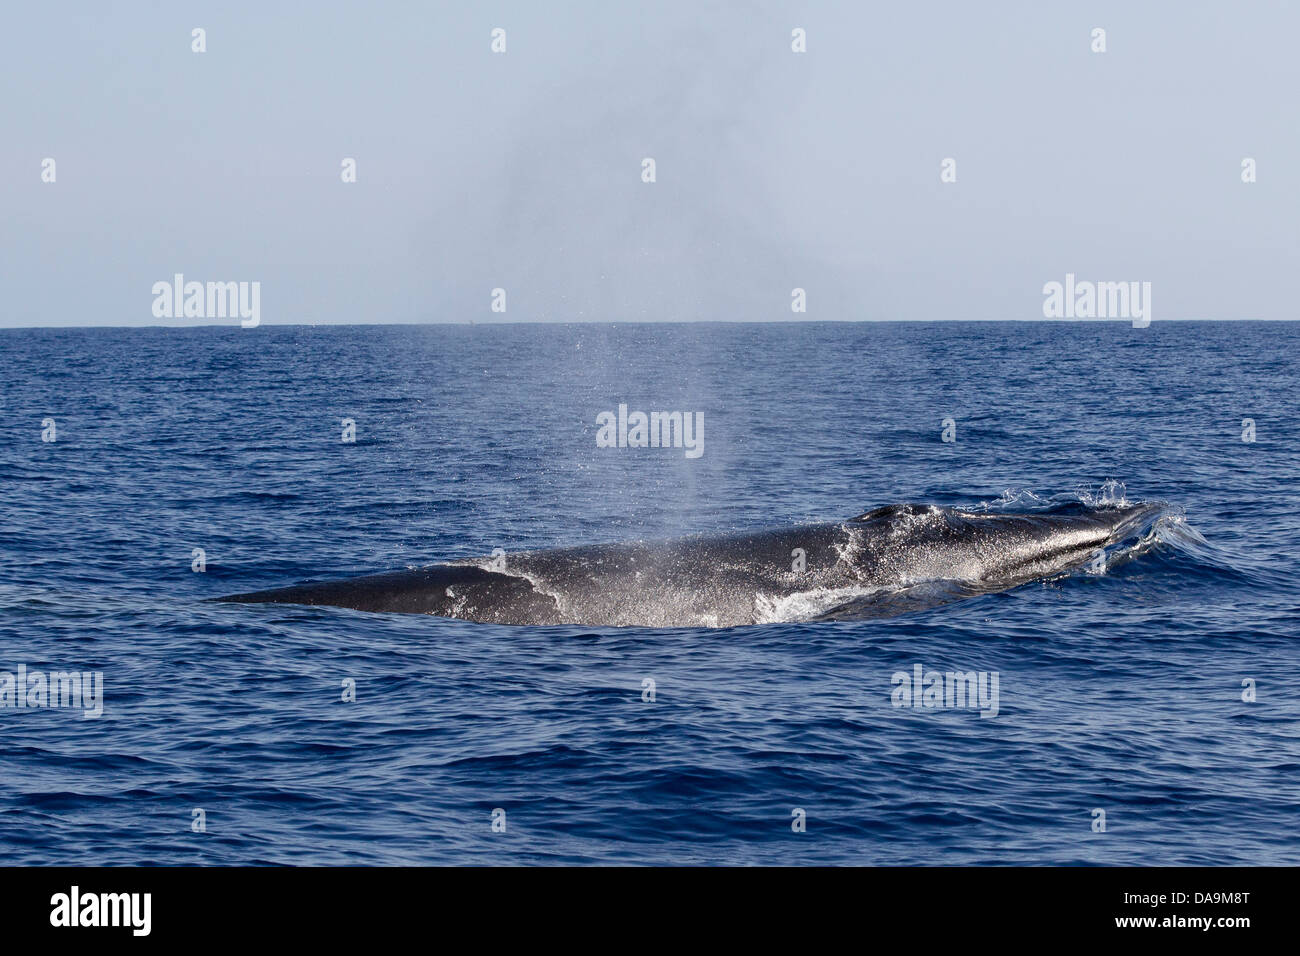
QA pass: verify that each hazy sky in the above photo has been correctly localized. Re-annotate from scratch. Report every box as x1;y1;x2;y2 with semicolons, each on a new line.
2;1;1296;326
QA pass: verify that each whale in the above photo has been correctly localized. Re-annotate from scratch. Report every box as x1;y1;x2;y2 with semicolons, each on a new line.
212;500;1167;627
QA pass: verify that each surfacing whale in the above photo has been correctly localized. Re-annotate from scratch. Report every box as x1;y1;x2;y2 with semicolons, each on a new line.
214;500;1167;627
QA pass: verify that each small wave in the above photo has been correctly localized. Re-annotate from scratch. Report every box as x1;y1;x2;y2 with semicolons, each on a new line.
976;480;1133;513
1075;479;1132;508
1084;510;1253;589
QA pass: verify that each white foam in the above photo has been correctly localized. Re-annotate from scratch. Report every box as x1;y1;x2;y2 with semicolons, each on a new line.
753;585;885;624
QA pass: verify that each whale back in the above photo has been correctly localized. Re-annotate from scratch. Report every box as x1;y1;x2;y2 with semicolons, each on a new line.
214;500;1169;626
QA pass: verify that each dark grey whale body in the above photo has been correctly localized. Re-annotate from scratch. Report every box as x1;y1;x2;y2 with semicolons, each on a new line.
214;500;1166;627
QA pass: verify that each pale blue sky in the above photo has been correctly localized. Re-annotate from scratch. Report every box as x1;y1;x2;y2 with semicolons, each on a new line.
2;1;1296;326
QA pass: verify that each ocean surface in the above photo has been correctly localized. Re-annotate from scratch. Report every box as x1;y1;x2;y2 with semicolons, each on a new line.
1;320;1296;866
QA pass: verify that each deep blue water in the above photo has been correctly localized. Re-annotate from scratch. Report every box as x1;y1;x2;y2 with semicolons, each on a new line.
1;321;1297;865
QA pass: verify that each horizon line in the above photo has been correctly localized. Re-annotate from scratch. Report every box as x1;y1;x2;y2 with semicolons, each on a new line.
1;317;1294;331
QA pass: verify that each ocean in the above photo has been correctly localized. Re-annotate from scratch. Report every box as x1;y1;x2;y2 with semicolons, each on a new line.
1;320;1296;865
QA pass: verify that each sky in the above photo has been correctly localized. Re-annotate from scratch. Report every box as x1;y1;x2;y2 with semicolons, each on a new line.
1;0;1297;326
